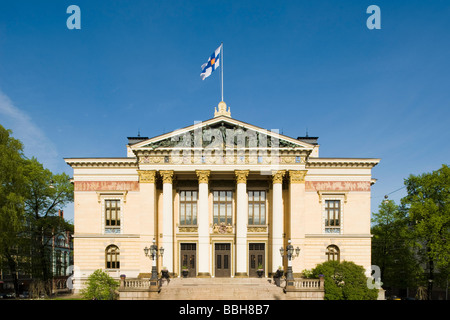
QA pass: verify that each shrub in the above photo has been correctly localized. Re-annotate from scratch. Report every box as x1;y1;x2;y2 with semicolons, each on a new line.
311;260;378;300
80;269;119;300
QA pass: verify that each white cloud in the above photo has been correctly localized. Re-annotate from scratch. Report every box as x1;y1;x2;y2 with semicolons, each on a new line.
0;89;60;172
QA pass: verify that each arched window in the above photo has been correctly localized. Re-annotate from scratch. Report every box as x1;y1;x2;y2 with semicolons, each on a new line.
326;245;340;262
105;245;120;269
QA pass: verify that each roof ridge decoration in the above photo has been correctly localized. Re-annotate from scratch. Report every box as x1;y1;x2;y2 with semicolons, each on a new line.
214;101;231;118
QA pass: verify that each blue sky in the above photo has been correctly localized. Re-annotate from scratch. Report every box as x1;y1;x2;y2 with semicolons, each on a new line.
1;1;449;222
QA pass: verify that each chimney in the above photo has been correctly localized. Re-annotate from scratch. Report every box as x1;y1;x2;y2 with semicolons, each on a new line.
58;210;64;219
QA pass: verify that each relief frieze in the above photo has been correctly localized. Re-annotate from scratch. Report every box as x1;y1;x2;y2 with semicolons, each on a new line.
306;181;370;192
74;181;139;191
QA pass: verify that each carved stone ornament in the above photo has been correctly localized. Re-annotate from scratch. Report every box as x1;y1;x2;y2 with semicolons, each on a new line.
235;170;250;184
137;170;156;183
280;156;295;164
247;226;268;233
272;170;286;184
196;170;211;184
214;101;231;118
178;226;198;233
139;156;164;164
160;170;174;184
213;222;233;234
289;170;308;184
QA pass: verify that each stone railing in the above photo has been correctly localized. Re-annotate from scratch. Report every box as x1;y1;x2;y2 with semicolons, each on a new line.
292;278;324;290
284;277;325;300
120;278;152;291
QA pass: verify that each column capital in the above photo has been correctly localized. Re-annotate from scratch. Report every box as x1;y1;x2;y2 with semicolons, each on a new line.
137;170;156;183
160;170;174;184
272;170;286;184
235;170;250;184
289;170;308;184
196;170;211;184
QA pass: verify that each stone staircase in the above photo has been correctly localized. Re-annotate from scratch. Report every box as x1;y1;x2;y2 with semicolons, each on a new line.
153;277;286;300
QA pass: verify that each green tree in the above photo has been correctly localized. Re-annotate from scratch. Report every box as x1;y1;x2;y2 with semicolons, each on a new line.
0;125;28;296
371;199;421;293
401;164;450;299
0;125;74;296
310;260;379;300
23;158;73;286
81;269;119;300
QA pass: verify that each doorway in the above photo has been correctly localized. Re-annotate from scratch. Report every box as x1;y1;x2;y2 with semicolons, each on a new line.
180;243;196;277
249;243;265;277
214;243;231;277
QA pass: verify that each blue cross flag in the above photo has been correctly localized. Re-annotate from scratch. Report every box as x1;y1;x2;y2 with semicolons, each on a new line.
200;45;222;80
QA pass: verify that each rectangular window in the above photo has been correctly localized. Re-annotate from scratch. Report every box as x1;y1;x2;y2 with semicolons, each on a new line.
248;191;266;225
213;191;233;225
105;199;120;227
179;190;198;225
325;200;341;233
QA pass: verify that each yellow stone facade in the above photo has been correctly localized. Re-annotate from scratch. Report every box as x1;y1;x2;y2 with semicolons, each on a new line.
65;105;380;292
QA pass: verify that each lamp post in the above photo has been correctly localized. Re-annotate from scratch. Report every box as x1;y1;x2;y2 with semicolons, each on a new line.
144;238;164;292
280;240;300;291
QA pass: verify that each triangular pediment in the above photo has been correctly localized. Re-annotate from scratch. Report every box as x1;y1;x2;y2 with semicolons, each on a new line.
130;116;315;152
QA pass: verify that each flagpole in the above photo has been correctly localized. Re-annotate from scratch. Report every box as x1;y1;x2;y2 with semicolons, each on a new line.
221;42;223;102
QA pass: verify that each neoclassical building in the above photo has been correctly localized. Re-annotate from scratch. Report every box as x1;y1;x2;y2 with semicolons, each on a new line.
65;102;379;291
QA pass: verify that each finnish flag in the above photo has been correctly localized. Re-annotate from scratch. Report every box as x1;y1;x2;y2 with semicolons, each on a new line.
200;45;221;80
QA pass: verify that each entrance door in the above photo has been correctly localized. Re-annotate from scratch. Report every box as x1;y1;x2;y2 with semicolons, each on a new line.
249;243;265;277
180;243;196;277
215;243;231;277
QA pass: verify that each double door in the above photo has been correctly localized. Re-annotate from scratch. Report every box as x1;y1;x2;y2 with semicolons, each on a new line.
180;243;196;277
214;243;231;277
249;243;265;277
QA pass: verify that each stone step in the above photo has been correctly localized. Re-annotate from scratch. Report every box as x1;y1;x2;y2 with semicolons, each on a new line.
154;277;286;300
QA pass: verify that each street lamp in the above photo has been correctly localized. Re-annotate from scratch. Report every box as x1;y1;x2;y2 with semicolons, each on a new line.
144;238;164;281
280;240;300;290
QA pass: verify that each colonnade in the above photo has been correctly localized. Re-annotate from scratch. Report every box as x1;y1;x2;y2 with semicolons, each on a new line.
137;169;307;276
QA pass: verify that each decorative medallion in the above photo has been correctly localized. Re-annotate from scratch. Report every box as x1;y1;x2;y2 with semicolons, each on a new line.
213;222;233;234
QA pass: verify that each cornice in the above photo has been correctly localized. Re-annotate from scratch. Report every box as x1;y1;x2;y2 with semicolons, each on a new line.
306;158;380;168
64;158;138;168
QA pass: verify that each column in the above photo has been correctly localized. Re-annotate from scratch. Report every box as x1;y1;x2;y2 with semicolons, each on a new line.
196;170;211;277
289;170;307;275
137;170;157;273
160;170;174;273
271;170;285;274
235;170;249;277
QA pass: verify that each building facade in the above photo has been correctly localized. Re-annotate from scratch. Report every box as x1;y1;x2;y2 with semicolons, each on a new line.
65;102;380;291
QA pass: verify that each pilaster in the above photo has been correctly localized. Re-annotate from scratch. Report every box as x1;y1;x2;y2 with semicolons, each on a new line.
137;170;157;273
289;170;307;274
